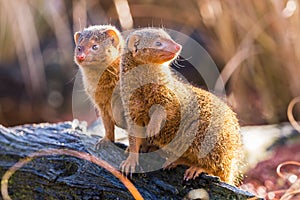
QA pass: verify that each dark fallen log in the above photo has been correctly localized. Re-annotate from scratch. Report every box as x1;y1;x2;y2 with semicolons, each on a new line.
0;121;261;200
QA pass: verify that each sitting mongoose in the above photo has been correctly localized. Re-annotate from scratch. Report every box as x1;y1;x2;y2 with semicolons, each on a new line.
120;28;243;185
74;25;126;147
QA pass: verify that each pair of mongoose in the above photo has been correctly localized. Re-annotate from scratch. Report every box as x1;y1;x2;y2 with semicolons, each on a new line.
74;25;243;185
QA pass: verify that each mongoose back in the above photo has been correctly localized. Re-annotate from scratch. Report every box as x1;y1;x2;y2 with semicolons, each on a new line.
120;28;243;185
74;25;126;146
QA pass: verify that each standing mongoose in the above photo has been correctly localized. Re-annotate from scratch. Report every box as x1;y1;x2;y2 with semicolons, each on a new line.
74;25;126;147
120;28;243;185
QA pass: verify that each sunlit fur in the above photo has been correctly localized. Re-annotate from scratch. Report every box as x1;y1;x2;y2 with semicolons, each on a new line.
74;25;126;143
120;28;243;185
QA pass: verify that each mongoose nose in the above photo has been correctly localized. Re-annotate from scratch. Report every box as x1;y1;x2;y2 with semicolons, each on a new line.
76;54;86;62
175;43;181;51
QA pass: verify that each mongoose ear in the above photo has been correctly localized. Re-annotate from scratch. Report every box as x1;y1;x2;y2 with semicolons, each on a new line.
74;32;81;45
127;35;140;53
106;29;119;47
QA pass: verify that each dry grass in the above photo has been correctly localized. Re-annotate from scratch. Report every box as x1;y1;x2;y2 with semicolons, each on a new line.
196;0;300;124
0;0;300;125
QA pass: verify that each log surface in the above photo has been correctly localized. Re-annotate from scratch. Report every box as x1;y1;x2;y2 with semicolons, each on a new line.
0;121;260;200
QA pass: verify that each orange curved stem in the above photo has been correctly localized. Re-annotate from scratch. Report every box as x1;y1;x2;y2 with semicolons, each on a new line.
1;148;144;200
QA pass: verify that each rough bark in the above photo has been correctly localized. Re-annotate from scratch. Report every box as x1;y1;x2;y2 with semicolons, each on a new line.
0;121;261;200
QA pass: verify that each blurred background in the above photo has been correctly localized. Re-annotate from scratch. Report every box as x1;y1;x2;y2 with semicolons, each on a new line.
1;0;300;126
1;0;300;198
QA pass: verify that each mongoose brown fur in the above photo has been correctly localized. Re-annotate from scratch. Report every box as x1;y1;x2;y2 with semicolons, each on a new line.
74;25;126;146
120;28;243;185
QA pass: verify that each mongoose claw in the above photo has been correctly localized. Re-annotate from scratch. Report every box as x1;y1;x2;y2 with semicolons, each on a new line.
184;166;205;181
94;137;112;150
120;153;139;177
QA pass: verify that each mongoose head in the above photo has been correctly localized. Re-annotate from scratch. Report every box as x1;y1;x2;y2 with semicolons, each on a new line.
126;28;182;64
74;25;123;67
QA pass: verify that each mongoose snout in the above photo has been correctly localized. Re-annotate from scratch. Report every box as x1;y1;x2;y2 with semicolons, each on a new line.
75;47;86;63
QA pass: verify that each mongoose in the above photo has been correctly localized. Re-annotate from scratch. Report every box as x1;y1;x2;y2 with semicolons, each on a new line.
74;25;126;146
120;28;243;185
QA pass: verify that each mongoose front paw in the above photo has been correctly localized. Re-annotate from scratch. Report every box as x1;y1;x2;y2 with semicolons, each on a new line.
120;153;139;177
184;166;205;181
94;137;113;150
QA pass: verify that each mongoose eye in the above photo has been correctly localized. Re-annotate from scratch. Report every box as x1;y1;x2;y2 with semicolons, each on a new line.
77;46;82;52
155;41;162;46
92;44;99;50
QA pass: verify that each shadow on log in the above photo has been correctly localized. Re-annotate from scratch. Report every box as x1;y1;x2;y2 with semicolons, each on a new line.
0;121;261;199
